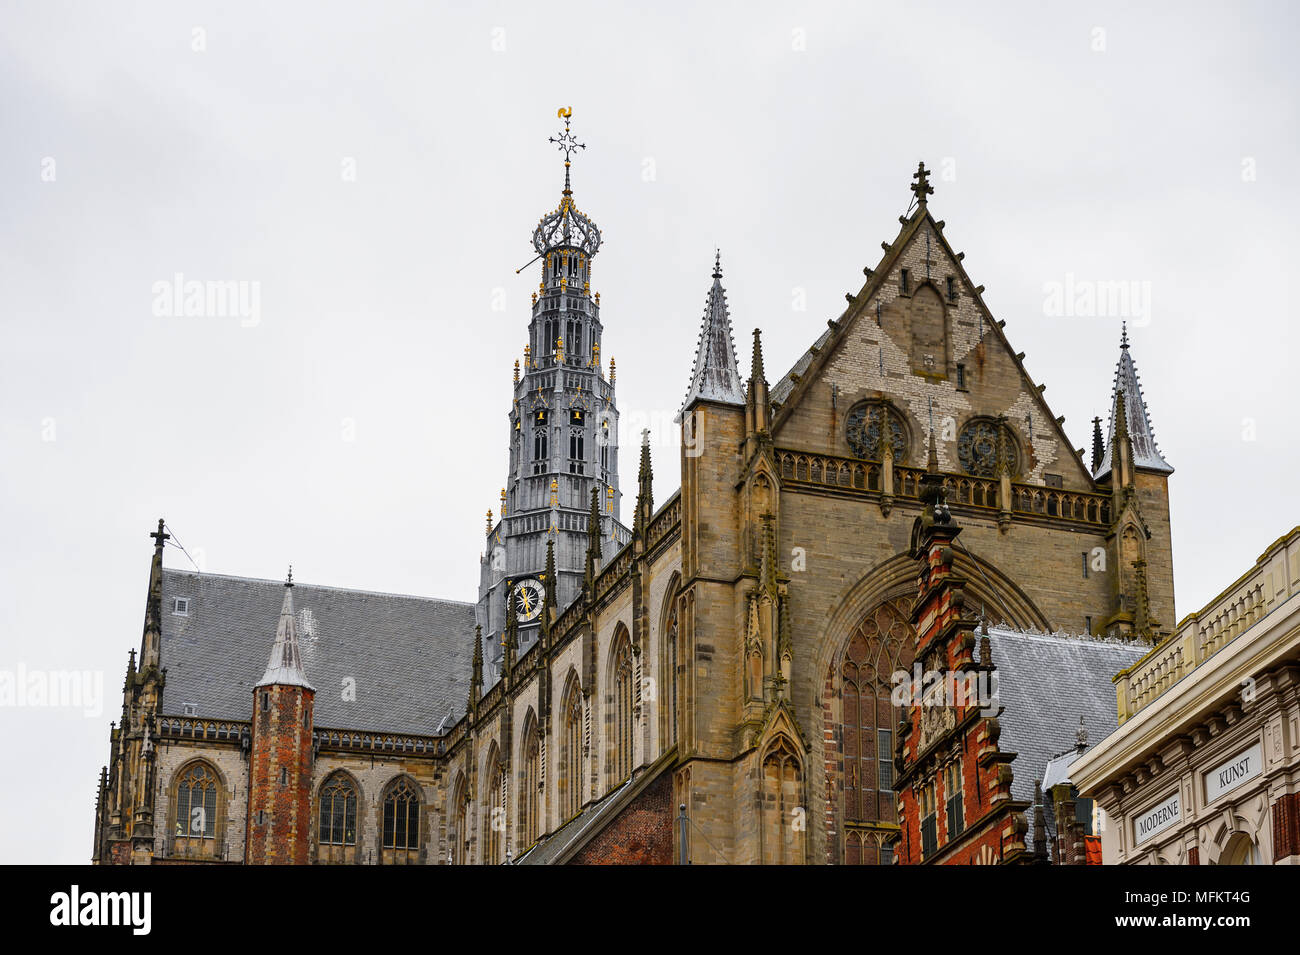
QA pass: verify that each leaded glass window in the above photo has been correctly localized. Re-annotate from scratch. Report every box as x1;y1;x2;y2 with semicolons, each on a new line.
956;418;1018;478
175;763;217;839
845;401;908;463
319;774;357;846
382;778;420;850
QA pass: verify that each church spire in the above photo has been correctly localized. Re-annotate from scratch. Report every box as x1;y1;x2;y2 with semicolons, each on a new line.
255;569;313;690
584;487;602;591
632;429;654;539
679;252;746;417
140;518;168;670
1094;323;1172;478
468;625;483;716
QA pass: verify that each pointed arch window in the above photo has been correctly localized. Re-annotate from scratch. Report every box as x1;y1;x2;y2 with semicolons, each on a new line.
563;682;584;819
521;727;541;849
838;597;915;864
382;778;420;857
451;779;469;865
613;631;635;783
761;738;804;865
484;755;506;864
318;774;357;846
667;598;679;747
175;763;217;839
170;761;222;860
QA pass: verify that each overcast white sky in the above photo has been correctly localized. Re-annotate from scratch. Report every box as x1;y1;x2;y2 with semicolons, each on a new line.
2;1;1297;864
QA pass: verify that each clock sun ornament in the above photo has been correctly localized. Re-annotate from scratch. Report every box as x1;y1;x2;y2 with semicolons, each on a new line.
513;578;544;623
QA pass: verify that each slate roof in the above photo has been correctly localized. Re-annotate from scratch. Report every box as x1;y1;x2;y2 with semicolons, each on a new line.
983;626;1147;807
679;259;746;416
159;569;476;736
1094;327;1173;478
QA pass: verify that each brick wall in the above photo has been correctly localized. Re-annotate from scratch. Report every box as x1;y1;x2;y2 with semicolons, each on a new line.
569;769;673;865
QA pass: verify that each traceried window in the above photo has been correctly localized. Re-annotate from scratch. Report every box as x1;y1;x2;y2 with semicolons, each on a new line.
845;401;909;464
318;774;357;846
382;778;420;853
839;597;915;865
957;417;1019;478
174;763;218;840
613;631;634;783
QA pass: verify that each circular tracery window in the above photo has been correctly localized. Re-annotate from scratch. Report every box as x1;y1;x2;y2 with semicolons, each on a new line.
845;402;908;463
956;418;1018;477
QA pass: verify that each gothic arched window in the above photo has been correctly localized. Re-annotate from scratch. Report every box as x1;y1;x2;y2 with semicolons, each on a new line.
562;680;584;819
450;774;468;865
520;719;541;849
318;773;357;846
612;630;634;784
665;594;679;748
382;778;420;858
839;597;915;864
174;762;217;840
761;737;804;865
483;752;506;864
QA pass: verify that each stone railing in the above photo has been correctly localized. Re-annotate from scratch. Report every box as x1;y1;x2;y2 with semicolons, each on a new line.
314;726;446;756
1116;525;1300;723
157;716;249;742
774;449;1110;527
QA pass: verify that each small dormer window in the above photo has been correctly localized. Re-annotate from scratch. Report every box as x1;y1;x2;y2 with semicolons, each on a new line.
172;598;190;616
183;703;198;717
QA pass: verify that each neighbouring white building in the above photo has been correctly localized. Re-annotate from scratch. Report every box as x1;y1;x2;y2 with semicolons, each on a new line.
1071;526;1300;865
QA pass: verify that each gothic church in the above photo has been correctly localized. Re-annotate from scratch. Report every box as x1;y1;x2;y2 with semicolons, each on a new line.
94;111;1175;865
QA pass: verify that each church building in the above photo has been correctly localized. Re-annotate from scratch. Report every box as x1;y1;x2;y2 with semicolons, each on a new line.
93;110;1178;865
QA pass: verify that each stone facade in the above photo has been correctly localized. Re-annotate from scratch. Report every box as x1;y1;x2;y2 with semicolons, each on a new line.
93;156;1179;865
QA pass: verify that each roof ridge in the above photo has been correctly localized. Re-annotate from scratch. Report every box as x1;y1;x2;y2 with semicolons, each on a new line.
162;567;476;605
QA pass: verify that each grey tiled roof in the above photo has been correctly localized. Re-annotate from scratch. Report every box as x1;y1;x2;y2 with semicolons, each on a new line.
1095;331;1173;477
159;569;476;736
679;267;746;415
984;627;1147;806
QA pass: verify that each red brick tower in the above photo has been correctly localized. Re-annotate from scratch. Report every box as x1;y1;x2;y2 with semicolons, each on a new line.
246;569;315;864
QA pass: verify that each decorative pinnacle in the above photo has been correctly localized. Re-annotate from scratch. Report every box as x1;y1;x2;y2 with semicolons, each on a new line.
1120;320;1129;350
286;564;293;588
548;107;585;194
712;248;722;280
911;161;934;205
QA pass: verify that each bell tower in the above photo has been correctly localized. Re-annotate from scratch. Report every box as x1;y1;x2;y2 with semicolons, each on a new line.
477;108;630;681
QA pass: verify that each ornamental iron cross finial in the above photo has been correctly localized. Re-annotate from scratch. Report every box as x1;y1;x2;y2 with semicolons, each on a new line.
549;107;585;193
911;161;934;204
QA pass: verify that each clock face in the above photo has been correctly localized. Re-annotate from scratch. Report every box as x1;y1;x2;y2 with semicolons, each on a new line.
513;579;544;622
